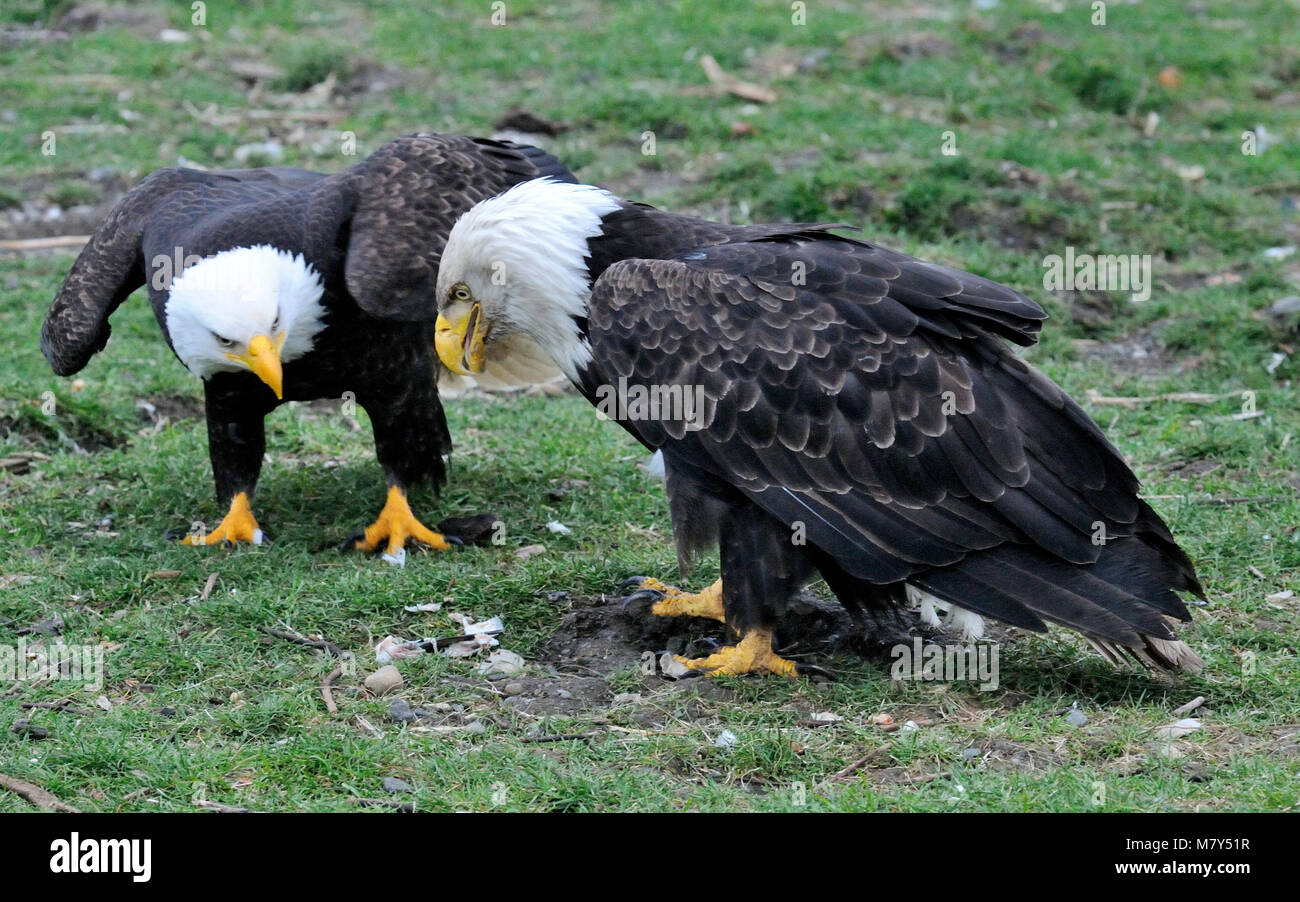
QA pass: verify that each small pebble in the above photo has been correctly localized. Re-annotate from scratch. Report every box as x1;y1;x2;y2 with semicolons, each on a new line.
381;777;413;794
1269;295;1300;318
962;747;980;759
502;681;525;696
388;699;416;722
1066;709;1089;728
364;665;403;696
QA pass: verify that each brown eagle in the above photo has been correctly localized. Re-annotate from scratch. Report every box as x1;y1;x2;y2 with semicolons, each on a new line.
41;135;572;559
429;179;1205;677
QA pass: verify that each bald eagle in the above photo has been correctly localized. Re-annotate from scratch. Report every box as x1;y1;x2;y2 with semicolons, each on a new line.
431;179;1205;677
41;135;572;558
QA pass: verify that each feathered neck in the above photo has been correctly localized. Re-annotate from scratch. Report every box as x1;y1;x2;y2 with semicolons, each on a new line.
439;178;623;382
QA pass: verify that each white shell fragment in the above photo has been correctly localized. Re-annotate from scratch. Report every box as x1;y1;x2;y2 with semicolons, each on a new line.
375;614;506;662
1153;718;1203;740
375;635;425;664
658;653;691;679
475;650;525;678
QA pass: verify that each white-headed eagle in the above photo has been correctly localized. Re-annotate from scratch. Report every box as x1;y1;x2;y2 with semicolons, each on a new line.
41;135;572;558
431;179;1205;677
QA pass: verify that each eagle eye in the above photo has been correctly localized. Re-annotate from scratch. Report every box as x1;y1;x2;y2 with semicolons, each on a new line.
451;284;471;303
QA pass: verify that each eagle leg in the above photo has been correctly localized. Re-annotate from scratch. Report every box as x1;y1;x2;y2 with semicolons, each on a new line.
180;492;264;547
344;486;461;563
622;577;726;622
675;628;799;678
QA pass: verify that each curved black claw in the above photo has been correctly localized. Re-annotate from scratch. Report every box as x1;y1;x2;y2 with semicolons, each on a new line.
621;588;666;613
164;526;189;541
684;636;723;658
338;529;367;554
619;575;652;595
795;662;836;681
444;535;465;547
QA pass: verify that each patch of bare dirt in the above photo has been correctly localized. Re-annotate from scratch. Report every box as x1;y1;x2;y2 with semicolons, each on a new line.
598;165;696;206
1160;458;1223;479
494;107;568;138
974;738;1066;771
56;2;167;34
487;590;925;721
137;394;203;426
990;23;1061;62
957;198;1078;252
0;173;133;242
0;412;124;454
1071;321;1206;376
501;676;611;717
845;31;953;65
336;59;414;98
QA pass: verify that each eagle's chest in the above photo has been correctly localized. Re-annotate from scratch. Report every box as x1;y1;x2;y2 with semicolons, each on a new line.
277;297;434;403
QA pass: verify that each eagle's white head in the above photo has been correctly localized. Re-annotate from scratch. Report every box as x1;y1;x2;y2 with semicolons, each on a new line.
164;244;326;398
434;178;622;383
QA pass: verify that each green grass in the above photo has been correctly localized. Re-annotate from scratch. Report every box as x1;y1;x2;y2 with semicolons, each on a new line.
1;0;1298;812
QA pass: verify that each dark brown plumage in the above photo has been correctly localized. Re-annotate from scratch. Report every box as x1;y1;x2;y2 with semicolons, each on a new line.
434;182;1205;675
41;134;574;552
587;232;1202;669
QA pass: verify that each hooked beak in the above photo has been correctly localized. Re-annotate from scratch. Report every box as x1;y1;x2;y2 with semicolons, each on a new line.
228;333;285;399
435;303;487;375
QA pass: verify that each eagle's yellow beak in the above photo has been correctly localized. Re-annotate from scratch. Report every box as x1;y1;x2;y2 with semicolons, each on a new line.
228;333;284;399
435;303;487;375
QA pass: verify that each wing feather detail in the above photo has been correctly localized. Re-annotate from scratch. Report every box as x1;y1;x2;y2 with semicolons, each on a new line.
585;237;1202;646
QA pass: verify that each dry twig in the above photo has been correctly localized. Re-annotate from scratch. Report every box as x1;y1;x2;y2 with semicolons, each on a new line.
0;773;82;812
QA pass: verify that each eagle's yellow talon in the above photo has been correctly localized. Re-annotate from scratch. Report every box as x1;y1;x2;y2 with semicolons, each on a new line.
676;629;798;678
648;578;725;622
181;492;263;546
352;487;451;555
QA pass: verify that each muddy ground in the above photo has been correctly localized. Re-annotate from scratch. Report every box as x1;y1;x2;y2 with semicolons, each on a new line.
479;590;931;719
